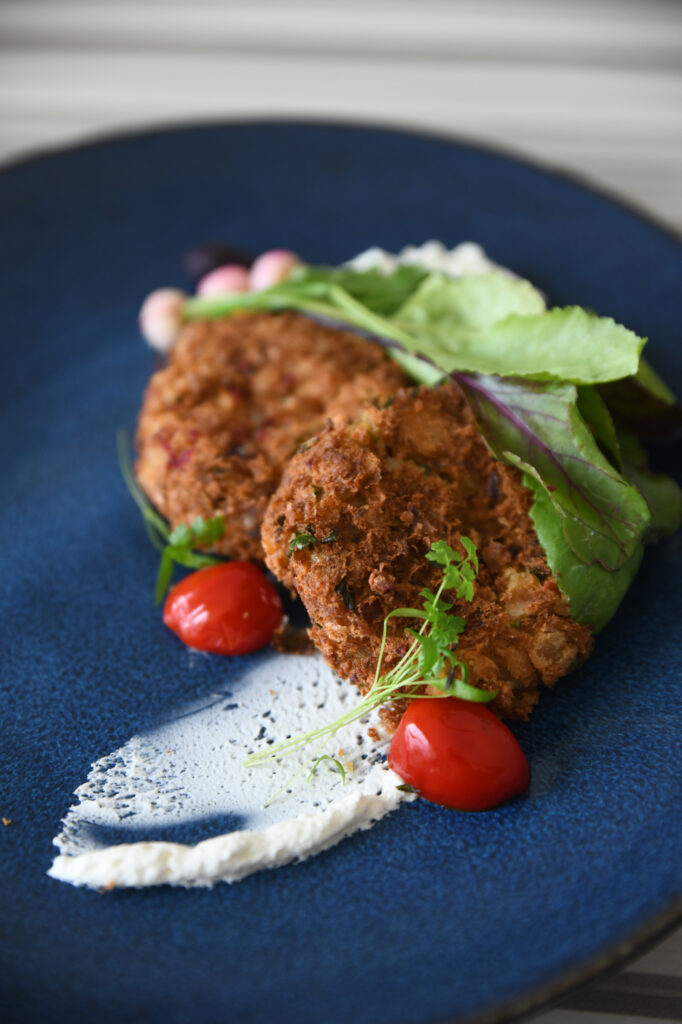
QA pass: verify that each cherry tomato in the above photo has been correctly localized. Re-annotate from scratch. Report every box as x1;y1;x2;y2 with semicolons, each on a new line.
163;562;283;655
388;697;530;811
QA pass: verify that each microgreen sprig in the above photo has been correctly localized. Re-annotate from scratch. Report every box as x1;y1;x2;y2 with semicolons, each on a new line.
117;430;226;602
154;515;226;604
245;537;496;771
307;755;347;785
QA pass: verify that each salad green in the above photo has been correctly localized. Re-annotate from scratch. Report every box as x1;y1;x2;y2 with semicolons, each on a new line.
183;262;681;632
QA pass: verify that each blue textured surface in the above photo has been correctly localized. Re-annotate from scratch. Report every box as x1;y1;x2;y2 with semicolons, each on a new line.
1;121;681;1024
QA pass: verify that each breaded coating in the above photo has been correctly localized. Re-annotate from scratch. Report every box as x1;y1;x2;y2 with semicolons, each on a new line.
135;312;407;561
262;383;593;721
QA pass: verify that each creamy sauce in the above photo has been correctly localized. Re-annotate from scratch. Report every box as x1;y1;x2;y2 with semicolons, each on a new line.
49;652;413;889
347;240;509;277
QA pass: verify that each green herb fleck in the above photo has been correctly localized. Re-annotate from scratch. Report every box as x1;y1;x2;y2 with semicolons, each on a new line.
288;526;339;557
307;755;347;784
288;526;316;554
335;577;356;612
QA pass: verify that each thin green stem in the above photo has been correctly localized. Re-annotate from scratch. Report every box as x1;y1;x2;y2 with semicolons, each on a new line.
244;538;491;772
117;430;170;540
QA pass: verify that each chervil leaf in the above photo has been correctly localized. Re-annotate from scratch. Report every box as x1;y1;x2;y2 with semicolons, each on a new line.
406;630;441;677
169;522;192;547
419;589;453;618
460;536;479;568
192;514;227;546
245;537;495;774
425;540;460;567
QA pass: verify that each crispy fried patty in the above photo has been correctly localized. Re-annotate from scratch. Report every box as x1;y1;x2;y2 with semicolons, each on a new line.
262;383;593;721
135;312;407;561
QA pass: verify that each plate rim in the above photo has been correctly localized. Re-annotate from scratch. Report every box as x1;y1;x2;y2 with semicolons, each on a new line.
2;112;681;251
3;113;681;1024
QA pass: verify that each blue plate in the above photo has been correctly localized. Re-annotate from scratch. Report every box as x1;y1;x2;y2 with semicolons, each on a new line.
2;120;681;1024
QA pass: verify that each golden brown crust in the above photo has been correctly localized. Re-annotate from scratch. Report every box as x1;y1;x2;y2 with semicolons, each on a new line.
135;312;407;561
262;382;593;721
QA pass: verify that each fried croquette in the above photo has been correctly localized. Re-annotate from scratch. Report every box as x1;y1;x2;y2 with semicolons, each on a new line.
135;312;407;562
262;382;593;721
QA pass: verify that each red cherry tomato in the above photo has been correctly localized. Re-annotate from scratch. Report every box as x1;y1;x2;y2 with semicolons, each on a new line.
388;697;529;811
163;562;283;655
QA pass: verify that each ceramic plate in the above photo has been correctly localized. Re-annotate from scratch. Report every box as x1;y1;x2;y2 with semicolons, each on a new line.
2;120;681;1024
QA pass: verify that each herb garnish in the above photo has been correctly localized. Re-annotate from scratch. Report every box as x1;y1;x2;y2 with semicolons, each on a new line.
245;538;494;771
307;755;347;784
288;526;339;556
334;577;356;612
117;430;225;602
155;515;226;604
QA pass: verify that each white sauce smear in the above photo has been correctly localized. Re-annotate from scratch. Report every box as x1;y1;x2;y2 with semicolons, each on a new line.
49;652;413;889
346;239;506;277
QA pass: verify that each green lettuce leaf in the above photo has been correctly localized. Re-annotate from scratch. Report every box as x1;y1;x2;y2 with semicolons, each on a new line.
182;261;680;630
394;275;643;383
463;380;681;630
454;373;651;573
576;386;624;471
616;428;682;539
598;357;682;438
395;272;546;327
525;476;645;632
289;263;427;316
